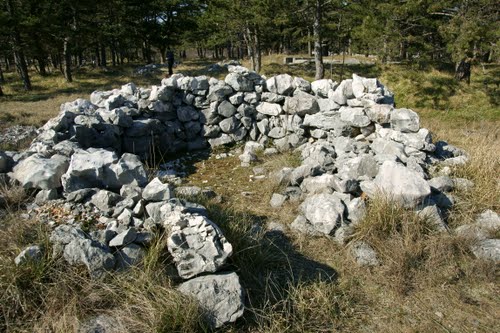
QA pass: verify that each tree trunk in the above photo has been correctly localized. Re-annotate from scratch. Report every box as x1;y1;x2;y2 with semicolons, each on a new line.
0;84;4;97
308;28;312;56
455;58;471;84
101;44;107;67
0;62;4;83
63;37;72;82
254;28;261;73
95;46;100;66
313;0;324;80
6;0;31;91
36;56;47;76
111;45;116;66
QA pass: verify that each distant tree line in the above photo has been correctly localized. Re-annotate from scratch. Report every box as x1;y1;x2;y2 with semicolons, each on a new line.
1;0;498;94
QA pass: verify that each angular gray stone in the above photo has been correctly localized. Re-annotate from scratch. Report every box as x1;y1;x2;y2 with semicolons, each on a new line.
120;184;142;202
35;189;60;205
339;106;371;127
294;193;345;236
63;238;115;278
114;243;145;270
167;214;233;279
109;228;137;247
177;272;245;328
300;174;336;194
225;72;254;92
346;198;366;225
266;74;294;96
256;102;282;116
218;100;237;117
91;190;123;215
293;77;311;92
367;161;431;207
15;245;43;265
417;205;447;231
330;79;353;105
283;91;319;116
349;241;379;266
428;176;454;193
219;117;240;133
268;127;286;139
77;314;123;333
208;82;234;102
12;154;69;190
107;153;148;190
62;148;118;193
142;178;174;202
337;154;379;180
311;79;335;98
471;239;500;262
208;134;235;147
303;112;350;135
261;92;285;103
270;193;287;208
176;105;199;122
390;108;420;133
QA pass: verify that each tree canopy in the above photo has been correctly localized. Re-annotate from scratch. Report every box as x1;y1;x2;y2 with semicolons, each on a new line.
1;0;498;90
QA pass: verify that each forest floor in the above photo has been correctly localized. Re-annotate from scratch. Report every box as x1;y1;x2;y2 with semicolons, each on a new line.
0;57;499;332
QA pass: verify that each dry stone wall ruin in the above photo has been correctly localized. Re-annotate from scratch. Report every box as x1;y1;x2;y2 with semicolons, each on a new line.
3;64;499;329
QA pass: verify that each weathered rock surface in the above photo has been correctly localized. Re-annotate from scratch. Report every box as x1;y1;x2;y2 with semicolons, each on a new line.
167;214;233;279
12;154;68;189
177;272;245;328
14;245;43;265
292;193;345;236
364;161;431;207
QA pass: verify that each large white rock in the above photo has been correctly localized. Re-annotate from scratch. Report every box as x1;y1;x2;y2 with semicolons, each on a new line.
12;154;69;190
368;161;431;207
293;193;345;235
177;272;245;328
266;74;294;96
225;72;254;92
61;148;118;192
107;153;148;189
311;79;336;98
256;102;282;116
330;79;353;105
283;91;319;116
339;106;371;127
167;214;233;279
390;108;420;133
142;177;174;202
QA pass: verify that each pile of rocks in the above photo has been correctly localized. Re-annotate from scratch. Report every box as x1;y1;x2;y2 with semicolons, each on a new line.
3;66;499;327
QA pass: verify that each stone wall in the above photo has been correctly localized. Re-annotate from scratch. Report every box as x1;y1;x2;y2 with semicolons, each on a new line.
5;66;488;329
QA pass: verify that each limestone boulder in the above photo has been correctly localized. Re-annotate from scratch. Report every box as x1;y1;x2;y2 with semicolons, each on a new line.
225;72;254;92
63;238;115;278
167;214;233;279
367;161;431;207
293;193;345;236
142;178;174;202
61;148;118;193
390;108;420;133
178;272;245;328
266;74;294;96
12;154;69;190
284;91;319;116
